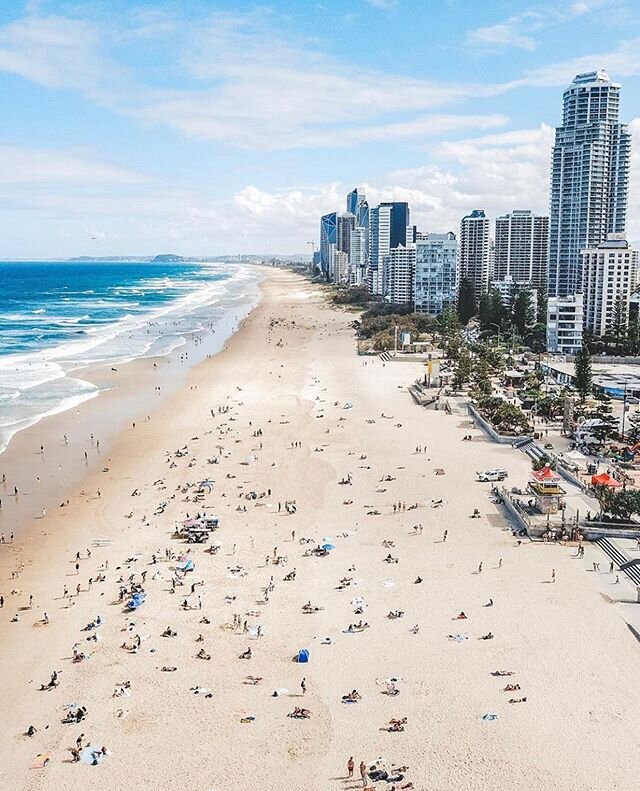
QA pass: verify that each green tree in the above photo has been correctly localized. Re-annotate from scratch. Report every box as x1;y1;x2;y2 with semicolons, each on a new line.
478;288;507;333
625;410;640;444
457;278;477;325
574;345;592;402
452;347;473;391
469;355;493;401
537;286;548;325
626;316;640;355
607;294;628;347
512;289;536;336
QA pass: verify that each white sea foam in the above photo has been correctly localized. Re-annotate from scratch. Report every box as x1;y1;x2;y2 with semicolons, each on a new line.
0;263;262;455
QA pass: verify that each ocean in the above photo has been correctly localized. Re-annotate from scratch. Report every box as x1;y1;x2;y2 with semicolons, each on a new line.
0;260;262;454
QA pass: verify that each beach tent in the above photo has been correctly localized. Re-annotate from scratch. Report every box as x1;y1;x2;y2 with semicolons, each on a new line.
79;745;107;766
126;592;145;610
180;559;195;572
321;544;335;551
295;648;310;663
532;465;561;482
565;450;588;467
591;472;623;488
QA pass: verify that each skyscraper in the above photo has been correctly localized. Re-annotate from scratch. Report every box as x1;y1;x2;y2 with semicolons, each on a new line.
414;232;458;315
368;202;410;295
320;212;337;279
548;70;631;298
459;209;491;301
384;245;416;305
346;188;359;215
582;233;639;337
337;212;356;259
494;210;549;289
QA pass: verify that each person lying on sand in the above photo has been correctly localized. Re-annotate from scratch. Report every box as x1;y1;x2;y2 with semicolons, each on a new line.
288;707;311;719
196;648;211;660
341;689;361;703
480;632;494;640
239;647;252;659
387;717;407;732
508;697;527;704
454;612;467;620
504;684;520;692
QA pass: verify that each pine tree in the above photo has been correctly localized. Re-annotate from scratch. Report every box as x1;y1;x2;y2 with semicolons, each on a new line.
457;278;476;325
607;294;627;347
626;316;640;355
453;347;473;391
512;290;535;336
574;344;592;402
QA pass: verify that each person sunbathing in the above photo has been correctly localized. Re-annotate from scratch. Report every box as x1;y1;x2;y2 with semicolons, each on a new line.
196;648;211;660
480;632;494;640
341;689;361;703
492;670;514;676
508;697;527;704
162;627;177;637
454;612;467;620
504;684;520;692
388;717;407;732
289;707;311;719
387;610;404;619
384;554;399;563
239;647;252;659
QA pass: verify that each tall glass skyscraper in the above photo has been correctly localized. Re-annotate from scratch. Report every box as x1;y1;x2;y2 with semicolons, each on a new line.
548;70;631;297
320;212;337;277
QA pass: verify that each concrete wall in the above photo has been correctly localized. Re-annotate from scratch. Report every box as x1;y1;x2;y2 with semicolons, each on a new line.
467;402;530;445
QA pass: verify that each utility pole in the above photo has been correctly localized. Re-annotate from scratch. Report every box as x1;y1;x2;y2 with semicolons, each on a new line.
394;324;399;356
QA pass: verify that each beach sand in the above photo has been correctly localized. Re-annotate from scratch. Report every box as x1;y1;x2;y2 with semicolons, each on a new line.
1;268;639;791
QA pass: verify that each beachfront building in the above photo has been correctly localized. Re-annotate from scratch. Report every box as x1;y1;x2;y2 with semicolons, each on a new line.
547;294;584;354
384;245;416;305
494;210;548;289
582;233;639;337
548;70;631;299
459;209;491;301
368;202;410;296
333;250;349;284
349;227;367;285
320;212;337;279
337;212;356;260
414;232;458;315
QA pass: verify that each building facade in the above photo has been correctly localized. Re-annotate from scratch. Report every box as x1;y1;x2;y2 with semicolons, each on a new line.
384;245;416;305
548;70;631;299
349;227;367;285
494;210;548;288
320;212;337;278
459;209;491;301
582;233;639;337
547;294;584;354
414;232;458;315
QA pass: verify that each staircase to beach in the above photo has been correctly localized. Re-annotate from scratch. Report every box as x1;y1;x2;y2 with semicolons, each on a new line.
596;537;640;586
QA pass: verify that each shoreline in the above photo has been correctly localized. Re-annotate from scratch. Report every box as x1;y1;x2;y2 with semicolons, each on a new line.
0;266;264;538
2;268;640;790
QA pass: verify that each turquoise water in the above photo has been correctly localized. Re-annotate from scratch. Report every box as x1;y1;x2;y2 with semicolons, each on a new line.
0;260;261;452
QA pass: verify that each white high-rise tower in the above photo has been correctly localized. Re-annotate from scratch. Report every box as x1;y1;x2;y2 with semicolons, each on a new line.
548;70;631;298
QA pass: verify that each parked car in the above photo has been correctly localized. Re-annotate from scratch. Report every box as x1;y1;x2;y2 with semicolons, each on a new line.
476;469;508;482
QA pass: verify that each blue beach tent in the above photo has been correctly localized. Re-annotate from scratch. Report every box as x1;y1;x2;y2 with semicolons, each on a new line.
295;648;310;663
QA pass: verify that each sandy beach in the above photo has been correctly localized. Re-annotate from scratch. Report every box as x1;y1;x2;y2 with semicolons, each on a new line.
1;267;640;791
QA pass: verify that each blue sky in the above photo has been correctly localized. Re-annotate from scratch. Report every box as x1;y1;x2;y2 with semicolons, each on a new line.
1;0;640;257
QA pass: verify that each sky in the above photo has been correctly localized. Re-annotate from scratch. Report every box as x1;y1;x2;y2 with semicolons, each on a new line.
1;0;640;258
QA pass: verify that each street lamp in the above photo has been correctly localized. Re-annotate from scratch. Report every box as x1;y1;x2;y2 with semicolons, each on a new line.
488;323;501;347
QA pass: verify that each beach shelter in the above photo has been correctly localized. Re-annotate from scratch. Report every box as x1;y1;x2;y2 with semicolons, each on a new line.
180;558;195;572
591;472;623;488
295;648;310;663
126;592;145;610
321;543;335;551
532;464;561;483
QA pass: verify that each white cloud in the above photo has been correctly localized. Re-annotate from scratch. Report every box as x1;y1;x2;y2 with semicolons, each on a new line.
467;13;541;51
0;145;147;184
0;13;109;89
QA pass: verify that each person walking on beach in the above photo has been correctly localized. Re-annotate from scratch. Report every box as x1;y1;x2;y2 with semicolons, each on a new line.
301;677;306;695
442;530;448;542
347;757;354;778
551;569;556;583
360;761;367;787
